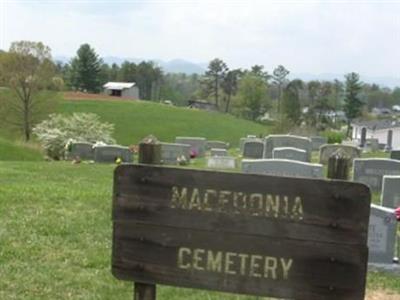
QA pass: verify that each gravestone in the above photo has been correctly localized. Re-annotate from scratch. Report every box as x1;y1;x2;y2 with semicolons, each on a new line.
206;156;236;169
381;175;400;208
175;137;207;157
94;145;133;163
239;137;262;153
320;144;361;164
206;140;229;150
161;142;191;165
264;135;312;162
390;150;400;160
360;127;367;147
353;158;400;192
310;136;328;151
366;138;379;152
386;130;393;151
243;140;264;159
368;204;397;264
242;159;324;179
67;142;94;160
272;147;308;162
210;148;228;157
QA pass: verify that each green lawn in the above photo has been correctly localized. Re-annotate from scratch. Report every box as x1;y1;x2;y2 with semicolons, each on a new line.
0;137;43;161
58;100;268;146
0;161;399;299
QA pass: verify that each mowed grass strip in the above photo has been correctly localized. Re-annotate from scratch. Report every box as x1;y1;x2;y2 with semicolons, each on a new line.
0;137;43;161
0;162;399;299
59;99;269;147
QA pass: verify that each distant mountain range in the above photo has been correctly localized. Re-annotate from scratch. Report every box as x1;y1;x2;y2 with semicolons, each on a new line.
54;55;206;75
54;55;400;88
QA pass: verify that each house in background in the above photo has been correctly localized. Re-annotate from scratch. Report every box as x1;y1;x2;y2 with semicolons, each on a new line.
103;82;139;99
351;119;400;149
188;100;218;111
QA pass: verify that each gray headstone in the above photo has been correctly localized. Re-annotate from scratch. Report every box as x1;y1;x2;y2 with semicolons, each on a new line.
272;147;308;162
264;135;312;162
319;144;361;164
381;175;400;208
353;158;400;192
207;156;236;169
206;140;229;150
390;150;400;160
210;148;228;157
360;127;367;147
386;130;393;151
94;145;133;163
241;159;324;179
67;142;94;160
240;137;262;153
368;204;397;264
310;136;328;151
366;138;379;152
175;137;207;157
161;142;191;165
243;141;264;159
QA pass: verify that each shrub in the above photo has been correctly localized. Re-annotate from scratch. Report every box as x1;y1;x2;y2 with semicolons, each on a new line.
321;130;345;144
33;113;115;160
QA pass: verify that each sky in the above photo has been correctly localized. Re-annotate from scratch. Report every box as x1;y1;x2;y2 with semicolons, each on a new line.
1;0;400;78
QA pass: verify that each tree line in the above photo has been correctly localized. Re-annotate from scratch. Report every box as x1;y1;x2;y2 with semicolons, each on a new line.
1;40;400;141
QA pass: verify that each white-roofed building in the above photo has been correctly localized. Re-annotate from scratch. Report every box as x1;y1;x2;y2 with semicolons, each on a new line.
103;82;139;99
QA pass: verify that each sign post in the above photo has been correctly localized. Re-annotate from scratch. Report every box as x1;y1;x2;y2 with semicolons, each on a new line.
112;164;370;300
133;136;161;300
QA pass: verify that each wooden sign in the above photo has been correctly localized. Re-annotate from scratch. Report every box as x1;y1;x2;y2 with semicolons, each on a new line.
112;164;371;300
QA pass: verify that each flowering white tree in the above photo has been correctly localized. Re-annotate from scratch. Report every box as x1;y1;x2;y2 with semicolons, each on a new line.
33;113;115;160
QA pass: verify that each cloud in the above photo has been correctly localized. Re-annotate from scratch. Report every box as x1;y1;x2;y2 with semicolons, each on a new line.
2;0;400;77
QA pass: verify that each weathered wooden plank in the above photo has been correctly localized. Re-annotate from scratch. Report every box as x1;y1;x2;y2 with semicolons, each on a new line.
113;164;370;245
112;164;370;300
112;223;368;300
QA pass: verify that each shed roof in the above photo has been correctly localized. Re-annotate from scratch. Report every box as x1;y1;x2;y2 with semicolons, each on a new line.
103;82;135;90
351;119;400;130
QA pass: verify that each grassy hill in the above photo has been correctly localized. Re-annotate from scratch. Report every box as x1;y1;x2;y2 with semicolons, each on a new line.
0;92;269;160
59;99;269;146
0;137;43;161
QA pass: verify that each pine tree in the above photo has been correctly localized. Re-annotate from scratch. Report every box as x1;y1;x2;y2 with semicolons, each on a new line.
202;58;228;109
344;72;363;137
69;44;102;93
282;79;303;124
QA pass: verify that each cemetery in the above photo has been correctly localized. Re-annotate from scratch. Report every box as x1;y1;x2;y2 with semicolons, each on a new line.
0;116;400;299
2;123;400;299
2;4;400;296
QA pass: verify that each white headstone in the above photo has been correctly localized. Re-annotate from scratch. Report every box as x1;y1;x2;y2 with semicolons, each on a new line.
207;156;236;169
241;159;324;179
368;204;397;264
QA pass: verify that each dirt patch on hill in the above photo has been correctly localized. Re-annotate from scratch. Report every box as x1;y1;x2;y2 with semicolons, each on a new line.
64;92;137;101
